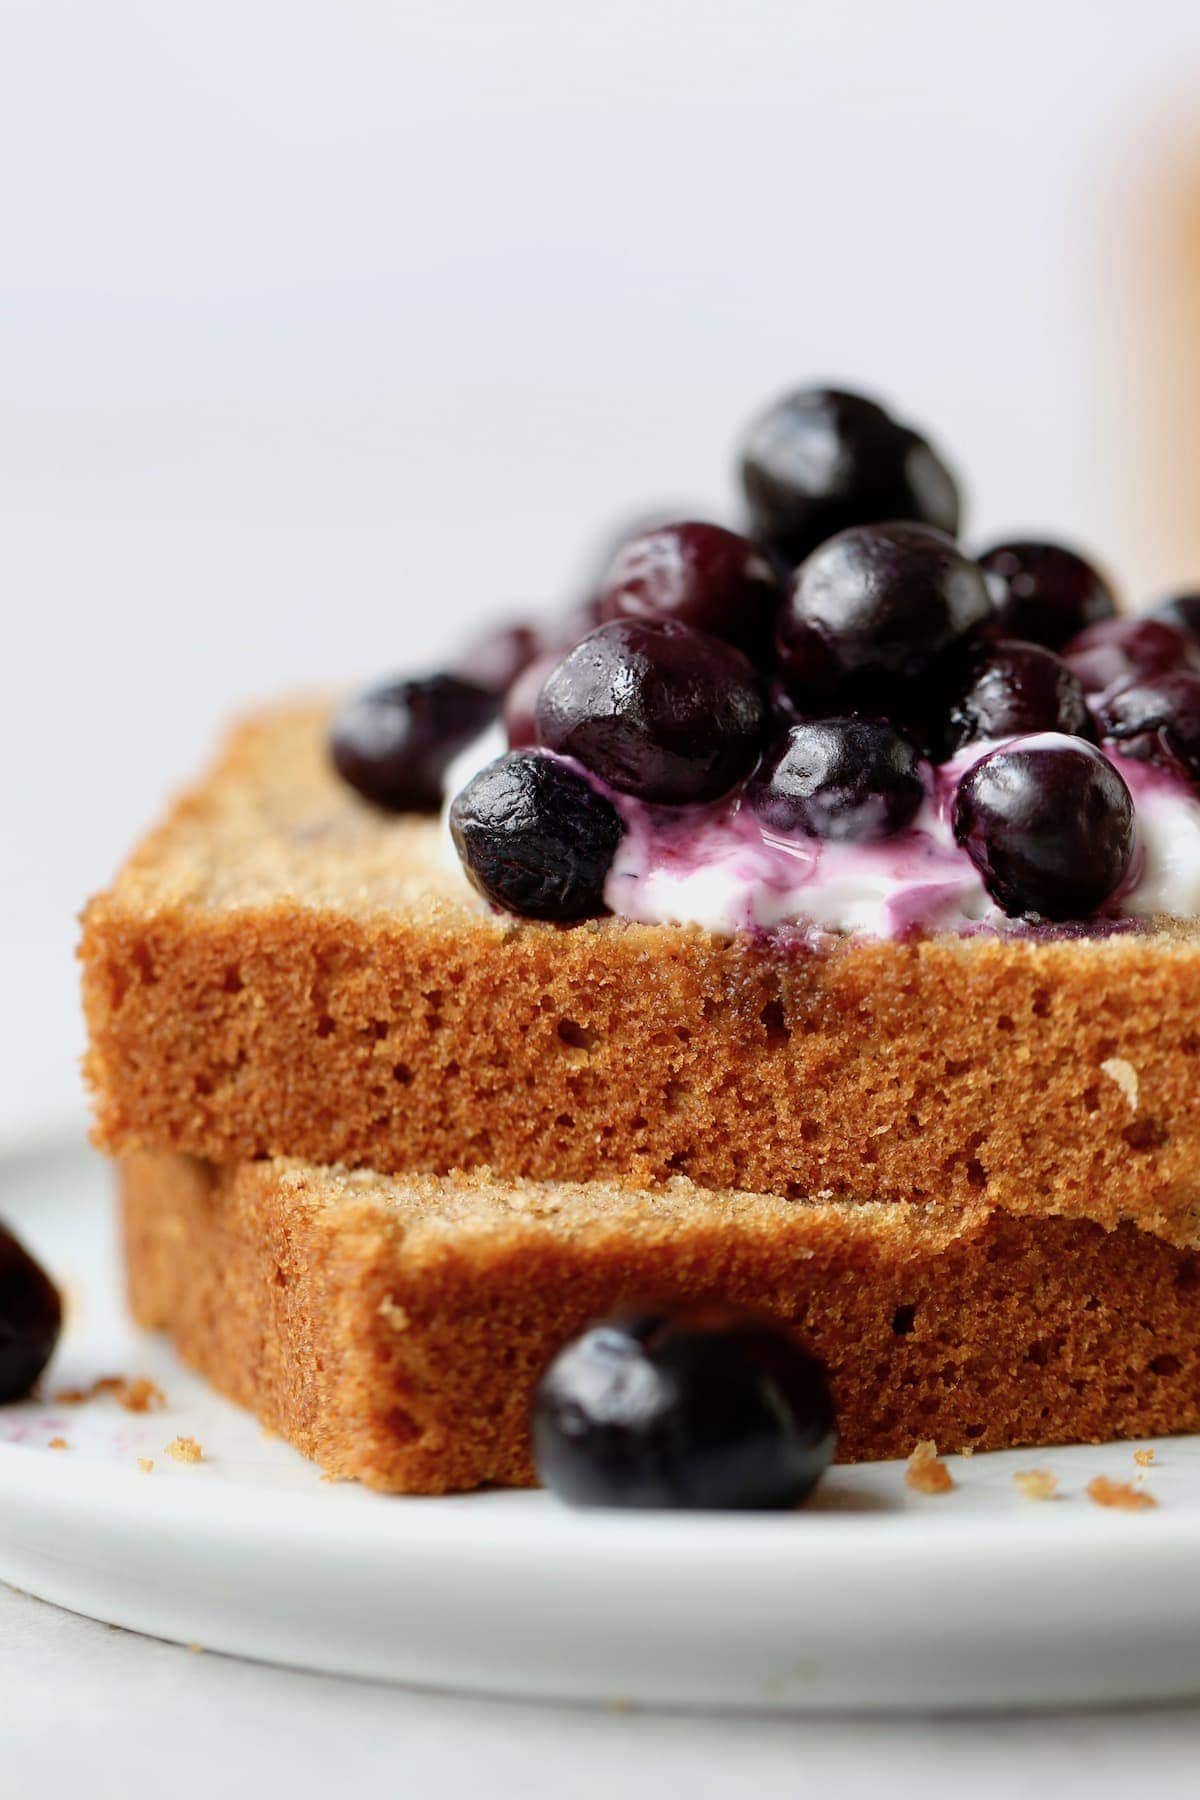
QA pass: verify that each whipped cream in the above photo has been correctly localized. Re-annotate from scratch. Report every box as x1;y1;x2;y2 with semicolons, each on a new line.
442;727;1200;941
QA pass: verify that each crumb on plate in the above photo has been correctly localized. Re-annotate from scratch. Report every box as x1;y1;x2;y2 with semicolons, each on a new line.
1013;1468;1058;1501
1086;1475;1157;1511
1134;1447;1156;1468
165;1435;204;1465
137;1457;154;1474
55;1374;166;1413
48;1437;68;1451
906;1439;955;1494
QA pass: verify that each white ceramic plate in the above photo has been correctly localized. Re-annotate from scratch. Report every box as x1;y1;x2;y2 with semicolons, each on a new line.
2;1135;1199;1712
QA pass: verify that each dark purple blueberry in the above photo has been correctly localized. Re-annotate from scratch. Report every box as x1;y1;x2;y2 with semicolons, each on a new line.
449;751;622;921
536;620;766;805
978;541;1117;649
1064;617;1200;695
597;521;783;661
777;522;991;705
952;736;1134;921
0;1224;61;1403
1149;593;1200;642
752;718;925;842
738;387;962;565
330;674;497;813
1094;670;1200;785
503;651;561;749
452;620;542;695
532;1308;836;1510
943;639;1092;754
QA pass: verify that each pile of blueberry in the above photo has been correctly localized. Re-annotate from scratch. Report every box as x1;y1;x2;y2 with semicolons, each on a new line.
332;385;1200;927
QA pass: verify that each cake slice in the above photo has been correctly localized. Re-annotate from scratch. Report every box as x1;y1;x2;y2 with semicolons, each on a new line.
83;704;1200;1244
121;1150;1200;1494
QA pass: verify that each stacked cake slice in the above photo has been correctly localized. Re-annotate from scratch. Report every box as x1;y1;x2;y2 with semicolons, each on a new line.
80;703;1200;1491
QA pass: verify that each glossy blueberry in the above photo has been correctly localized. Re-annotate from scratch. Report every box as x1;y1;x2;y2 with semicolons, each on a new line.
943;639;1092;754
738;387;962;565
978;541;1117;649
1094;670;1200;785
330;674;497;813
536;620;766;805
597;521;783;661
503;651;561;749
952;736;1134;920
532;1307;836;1510
777;522;991;704
752;718;925;842
1064;617;1200;696
0;1224;61;1403
452;619;542;695
449;751;623;921
1149;593;1200;643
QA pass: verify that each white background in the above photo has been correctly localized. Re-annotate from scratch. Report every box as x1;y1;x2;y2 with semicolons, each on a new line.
6;3;1200;1787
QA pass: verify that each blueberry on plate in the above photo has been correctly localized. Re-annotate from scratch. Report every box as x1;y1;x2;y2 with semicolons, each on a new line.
752;717;925;842
0;1224;61;1403
977;541;1117;649
952;735;1134;921
776;522;991;697
330;674;497;813
1094;669;1200;785
942;639;1092;754
1063;616;1200;695
738;387;961;565
532;1307;836;1510
596;520;783;662
452;620;543;695
536;619;766;806
1149;593;1200;642
449;750;623;921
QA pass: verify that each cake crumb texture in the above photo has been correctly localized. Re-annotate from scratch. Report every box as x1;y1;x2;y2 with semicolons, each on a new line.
906;1441;955;1494
1013;1468;1058;1501
120;1151;1200;1495
80;705;1200;1248
1086;1475;1158;1511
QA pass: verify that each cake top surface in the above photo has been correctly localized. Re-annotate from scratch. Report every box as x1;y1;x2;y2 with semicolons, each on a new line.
91;700;1200;962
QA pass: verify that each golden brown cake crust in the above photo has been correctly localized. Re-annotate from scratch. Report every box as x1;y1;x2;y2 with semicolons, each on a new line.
84;704;1200;1244
121;1151;1200;1495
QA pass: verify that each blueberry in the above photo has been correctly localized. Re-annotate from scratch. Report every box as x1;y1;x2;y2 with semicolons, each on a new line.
777;522;991;704
738;387;962;564
0;1224;61;1403
536;620;766;805
597;521;783;661
452;620;542;695
978;541;1117;649
330;674;497;813
1064;617;1200;695
952;736;1134;920
1149;593;1200;642
449;751;623;920
752;718;925;841
943;639;1092;754
1094;670;1200;785
532;1308;836;1510
503;652;561;749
